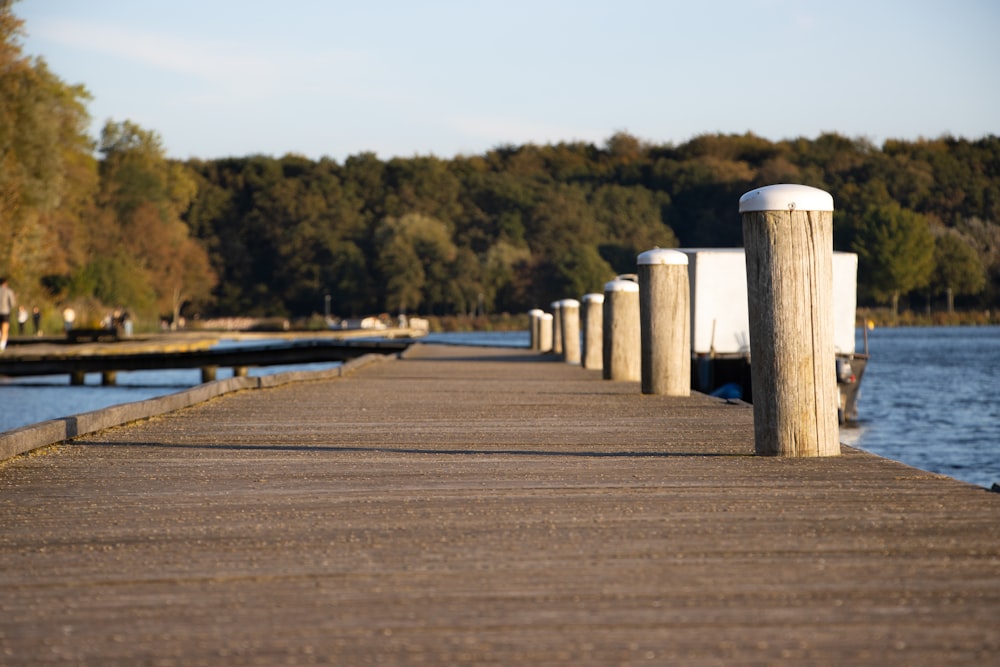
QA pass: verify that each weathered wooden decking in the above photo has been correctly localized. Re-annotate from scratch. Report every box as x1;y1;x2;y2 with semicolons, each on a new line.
0;343;997;665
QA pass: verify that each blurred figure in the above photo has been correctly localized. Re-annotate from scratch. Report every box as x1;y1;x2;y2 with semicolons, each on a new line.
0;277;16;351
62;306;76;332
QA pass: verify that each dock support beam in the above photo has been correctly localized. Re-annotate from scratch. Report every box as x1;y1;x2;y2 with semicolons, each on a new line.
201;366;217;383
740;184;839;457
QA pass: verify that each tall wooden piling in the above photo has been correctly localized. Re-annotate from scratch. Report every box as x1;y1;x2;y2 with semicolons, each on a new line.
740;184;839;457
638;248;690;396
528;309;544;351
559;299;581;364
581;293;604;370
538;313;554;353
550;301;563;356
602;278;641;382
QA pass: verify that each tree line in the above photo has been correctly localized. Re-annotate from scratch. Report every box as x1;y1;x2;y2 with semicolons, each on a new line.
3;3;999;330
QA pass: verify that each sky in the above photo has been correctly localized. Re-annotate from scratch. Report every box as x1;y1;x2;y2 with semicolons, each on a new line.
14;0;1000;162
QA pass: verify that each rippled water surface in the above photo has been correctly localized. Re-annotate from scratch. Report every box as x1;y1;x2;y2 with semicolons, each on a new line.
841;326;1000;489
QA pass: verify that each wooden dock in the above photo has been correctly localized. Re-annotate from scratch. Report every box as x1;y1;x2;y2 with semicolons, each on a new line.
0;330;417;384
0;344;997;665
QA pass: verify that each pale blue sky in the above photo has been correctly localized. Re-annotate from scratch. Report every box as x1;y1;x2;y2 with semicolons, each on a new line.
15;0;1000;161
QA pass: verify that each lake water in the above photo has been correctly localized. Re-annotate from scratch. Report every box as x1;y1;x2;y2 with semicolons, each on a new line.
840;325;1000;490
2;328;997;490
0;338;345;431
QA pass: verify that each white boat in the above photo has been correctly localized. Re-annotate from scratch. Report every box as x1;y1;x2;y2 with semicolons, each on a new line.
678;248;867;423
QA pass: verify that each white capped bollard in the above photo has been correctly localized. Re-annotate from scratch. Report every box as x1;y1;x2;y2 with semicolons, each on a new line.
740;183;839;457
581;293;604;370
559;299;581;364
638;248;690;396
550;301;563;355
602;278;641;382
528;308;544;351
539;312;554;353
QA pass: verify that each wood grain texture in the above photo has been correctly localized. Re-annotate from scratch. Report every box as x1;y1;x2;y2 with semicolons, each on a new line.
743;208;839;456
581;298;603;370
0;344;996;665
639;263;690;395
602;289;641;381
560;302;581;364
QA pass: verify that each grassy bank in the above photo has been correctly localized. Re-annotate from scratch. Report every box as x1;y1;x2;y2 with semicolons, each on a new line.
858;308;998;328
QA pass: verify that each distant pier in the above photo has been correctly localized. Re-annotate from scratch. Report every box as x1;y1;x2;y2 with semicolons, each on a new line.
0;329;416;384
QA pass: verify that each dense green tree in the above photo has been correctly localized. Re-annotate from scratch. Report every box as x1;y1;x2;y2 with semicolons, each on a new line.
931;229;986;311
590;184;676;273
852;202;935;314
551;245;615;301
383;156;463;224
482;239;532;312
653;139;758;247
375;213;457;314
956;216;1000;306
448;247;485;316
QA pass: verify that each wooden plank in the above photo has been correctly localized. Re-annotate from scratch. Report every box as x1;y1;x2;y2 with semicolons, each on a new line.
0;344;996;665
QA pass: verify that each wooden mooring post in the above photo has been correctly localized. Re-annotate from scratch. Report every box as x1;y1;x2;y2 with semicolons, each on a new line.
740;184;839;457
559;299;581;365
637;248;690;396
602;278;640;382
538;312;554;353
528;308;544;351
580;293;604;370
550;301;563;356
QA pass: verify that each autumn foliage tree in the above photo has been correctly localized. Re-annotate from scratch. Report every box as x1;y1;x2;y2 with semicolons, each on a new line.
95;120;215;326
0;2;94;306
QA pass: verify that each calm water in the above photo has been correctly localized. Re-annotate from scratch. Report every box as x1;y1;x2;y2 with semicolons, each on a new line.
841;325;1000;489
0;338;344;432
2;328;997;489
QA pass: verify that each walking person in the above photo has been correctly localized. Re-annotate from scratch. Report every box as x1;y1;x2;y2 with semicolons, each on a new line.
17;305;28;335
62;306;76;332
32;306;41;335
0;277;16;351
